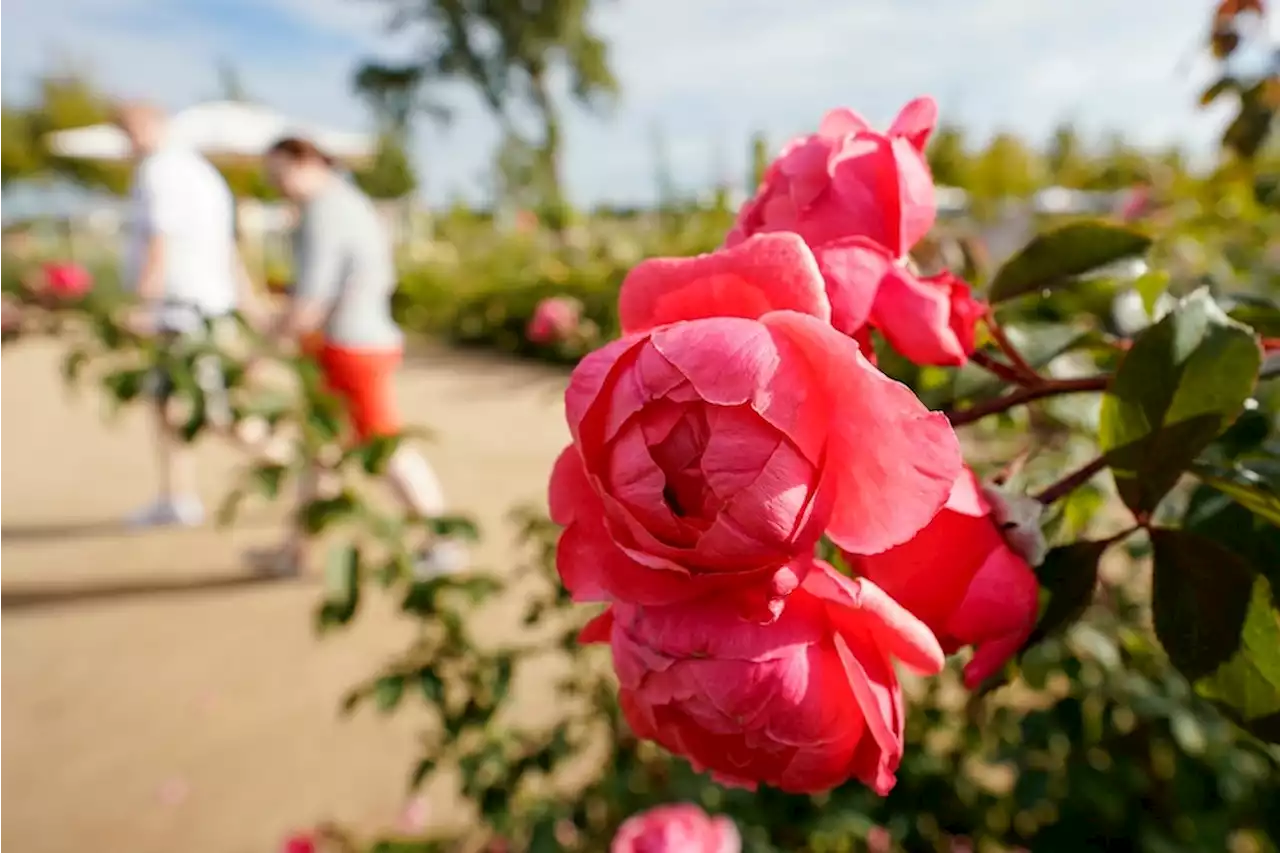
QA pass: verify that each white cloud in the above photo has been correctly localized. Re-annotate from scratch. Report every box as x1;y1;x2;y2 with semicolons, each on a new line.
1;0;1262;205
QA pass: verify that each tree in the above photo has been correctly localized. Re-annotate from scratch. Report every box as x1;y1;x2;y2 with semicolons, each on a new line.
748;131;769;194
368;0;619;212
216;59;253;102
354;134;418;199
1;108;42;187
26;71;131;194
968;132;1041;204
926;122;970;189
1045;122;1091;188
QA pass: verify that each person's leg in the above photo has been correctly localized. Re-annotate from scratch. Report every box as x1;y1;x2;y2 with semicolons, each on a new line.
346;347;468;575
127;342;204;527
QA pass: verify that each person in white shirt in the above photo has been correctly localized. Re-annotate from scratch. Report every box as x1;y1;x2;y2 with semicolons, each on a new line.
116;102;249;527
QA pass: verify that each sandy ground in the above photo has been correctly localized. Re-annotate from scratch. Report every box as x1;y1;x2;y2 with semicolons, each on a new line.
1;339;572;853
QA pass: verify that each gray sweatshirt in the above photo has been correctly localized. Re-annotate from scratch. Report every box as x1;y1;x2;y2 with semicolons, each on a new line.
293;177;403;349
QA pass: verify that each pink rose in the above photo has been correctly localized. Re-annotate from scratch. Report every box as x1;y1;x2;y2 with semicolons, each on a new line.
727;99;987;366
527;295;583;344
844;468;1041;689
729;98;937;260
611;803;741;853
41;262;92;299
581;561;946;794
550;233;961;618
832;242;984;366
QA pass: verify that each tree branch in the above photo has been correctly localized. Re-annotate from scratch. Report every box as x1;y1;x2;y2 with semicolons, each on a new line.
984;311;1039;382
945;375;1110;426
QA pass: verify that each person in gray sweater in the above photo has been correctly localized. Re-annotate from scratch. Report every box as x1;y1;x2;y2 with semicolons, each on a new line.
250;136;464;577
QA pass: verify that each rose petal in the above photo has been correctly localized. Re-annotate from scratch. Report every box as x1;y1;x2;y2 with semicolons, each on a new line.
805;563;945;675
892;136;938;256
761;311;961;555
818;107;872;139
871;266;966;366
887;96;938;152
812;237;896;336
618;233;830;334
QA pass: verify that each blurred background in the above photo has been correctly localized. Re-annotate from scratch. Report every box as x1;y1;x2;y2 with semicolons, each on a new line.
2;1;1278;852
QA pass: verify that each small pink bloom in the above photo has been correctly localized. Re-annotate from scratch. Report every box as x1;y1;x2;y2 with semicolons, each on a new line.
527;296;583;344
611;803;741;853
582;561;945;795
281;833;316;853
41;262;93;299
844;468;1041;689
870;262;985;367
729;99;936;260
551;233;960;618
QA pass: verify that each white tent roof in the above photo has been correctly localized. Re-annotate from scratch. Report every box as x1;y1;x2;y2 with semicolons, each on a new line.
45;100;376;162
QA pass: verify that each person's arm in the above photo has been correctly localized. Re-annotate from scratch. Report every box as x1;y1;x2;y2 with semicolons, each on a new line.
133;162;172;304
267;202;340;342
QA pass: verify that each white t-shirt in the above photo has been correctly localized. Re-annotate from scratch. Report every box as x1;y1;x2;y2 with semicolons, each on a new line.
126;145;237;332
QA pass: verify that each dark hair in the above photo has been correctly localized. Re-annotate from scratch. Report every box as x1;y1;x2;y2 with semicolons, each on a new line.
266;136;335;167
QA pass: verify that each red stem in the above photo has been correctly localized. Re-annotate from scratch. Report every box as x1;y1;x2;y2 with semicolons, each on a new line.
984;311;1039;382
1034;455;1109;504
945;375;1110;426
970;350;1026;385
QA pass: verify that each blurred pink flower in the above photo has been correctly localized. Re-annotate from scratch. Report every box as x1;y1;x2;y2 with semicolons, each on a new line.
41;262;93;299
527;296;583;344
611;803;740;853
281;832;316;853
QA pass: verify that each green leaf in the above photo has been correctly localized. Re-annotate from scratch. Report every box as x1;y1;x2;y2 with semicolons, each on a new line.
1099;289;1262;515
249;463;288;500
1133;270;1170;318
1192;461;1280;526
418;669;445;706
1151;528;1280;743
1023;539;1110;651
300;491;359;535
216;488;246;527
1184;484;1280;588
1225;294;1280;337
349;434;401;475
61;348;89;386
409;757;436;789
1199;76;1240;106
373;674;405;712
318;543;361;630
988;221;1152;303
426;514;481;541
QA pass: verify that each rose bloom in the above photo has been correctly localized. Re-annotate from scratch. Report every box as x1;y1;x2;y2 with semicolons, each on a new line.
582;561;946;795
41;262;93;299
727;98;984;366
550;232;961;618
527;295;584;344
611;803;740;853
844;468;1041;689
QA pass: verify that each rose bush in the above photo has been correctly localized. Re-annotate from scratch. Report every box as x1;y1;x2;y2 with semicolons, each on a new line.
550;232;961;621
726;97;985;366
610;804;740;853
581;561;945;795
843;468;1041;689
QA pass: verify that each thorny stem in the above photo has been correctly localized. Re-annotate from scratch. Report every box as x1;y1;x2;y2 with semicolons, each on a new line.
1034;455;1109;504
944;375;1111;426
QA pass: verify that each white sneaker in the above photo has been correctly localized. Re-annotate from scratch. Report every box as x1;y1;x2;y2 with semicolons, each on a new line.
414;539;470;580
126;496;205;529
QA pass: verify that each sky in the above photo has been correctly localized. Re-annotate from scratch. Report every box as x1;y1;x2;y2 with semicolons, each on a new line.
2;0;1275;205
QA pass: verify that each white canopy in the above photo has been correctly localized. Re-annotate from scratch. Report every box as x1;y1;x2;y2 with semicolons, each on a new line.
45;100;376;163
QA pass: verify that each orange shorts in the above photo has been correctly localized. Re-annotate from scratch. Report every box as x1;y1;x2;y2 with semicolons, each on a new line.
310;340;403;441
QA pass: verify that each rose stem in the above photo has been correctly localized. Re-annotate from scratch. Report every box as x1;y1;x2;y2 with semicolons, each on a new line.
1033;455;1110;504
944;375;1110;427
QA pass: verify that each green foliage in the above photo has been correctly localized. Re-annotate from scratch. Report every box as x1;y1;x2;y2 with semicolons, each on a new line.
987;221;1152;303
1099;289;1261;516
355;134;419;200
